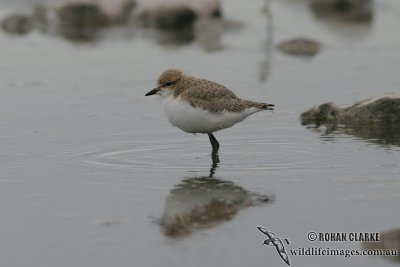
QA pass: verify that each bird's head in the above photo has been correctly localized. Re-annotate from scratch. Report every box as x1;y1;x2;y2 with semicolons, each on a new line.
263;238;273;246
145;69;183;97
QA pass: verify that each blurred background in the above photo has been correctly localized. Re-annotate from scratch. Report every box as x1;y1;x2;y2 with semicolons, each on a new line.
0;0;399;266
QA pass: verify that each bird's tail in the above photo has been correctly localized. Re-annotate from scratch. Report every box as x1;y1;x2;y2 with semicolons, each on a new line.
245;100;275;111
259;102;275;110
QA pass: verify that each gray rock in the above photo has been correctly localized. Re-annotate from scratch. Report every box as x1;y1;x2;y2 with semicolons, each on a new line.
1;13;34;35
277;38;321;56
57;2;111;40
302;96;400;126
310;0;373;22
134;1;225;46
135;4;198;45
137;5;197;31
301;96;400;145
192;0;223;18
1;0;231;46
363;228;400;263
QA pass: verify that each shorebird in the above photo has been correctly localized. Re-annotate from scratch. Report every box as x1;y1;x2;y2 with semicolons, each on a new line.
145;69;274;160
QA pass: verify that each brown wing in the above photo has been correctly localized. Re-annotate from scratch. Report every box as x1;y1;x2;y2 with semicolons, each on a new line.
178;78;252;113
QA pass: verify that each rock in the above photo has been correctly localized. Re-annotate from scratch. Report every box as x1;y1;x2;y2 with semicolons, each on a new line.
135;0;224;30
1;0;138;40
277;38;321;56
363;228;400;263
1;13;34;35
310;0;373;22
57;2;111;40
301;102;341;125
136;4;198;45
190;0;223;18
309;0;373;41
134;0;225;45
1;0;231;46
301;96;400;145
160;177;271;237
302;96;400;126
136;4;197;31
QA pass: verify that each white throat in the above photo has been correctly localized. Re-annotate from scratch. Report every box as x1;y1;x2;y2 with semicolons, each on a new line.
158;89;174;99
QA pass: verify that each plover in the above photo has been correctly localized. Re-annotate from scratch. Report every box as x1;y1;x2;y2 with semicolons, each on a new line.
145;69;274;157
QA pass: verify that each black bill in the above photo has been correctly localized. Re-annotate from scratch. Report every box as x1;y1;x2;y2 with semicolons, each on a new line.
145;88;159;96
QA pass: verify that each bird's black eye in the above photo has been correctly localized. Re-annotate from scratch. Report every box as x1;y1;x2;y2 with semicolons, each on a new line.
163;81;173;87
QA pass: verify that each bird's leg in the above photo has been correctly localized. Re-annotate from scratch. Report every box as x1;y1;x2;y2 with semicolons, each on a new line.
208;133;220;165
207;133;220;152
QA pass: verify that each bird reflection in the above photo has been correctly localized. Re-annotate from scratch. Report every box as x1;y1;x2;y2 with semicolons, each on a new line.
160;163;272;238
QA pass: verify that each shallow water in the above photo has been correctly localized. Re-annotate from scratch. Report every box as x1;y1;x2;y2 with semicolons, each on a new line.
1;0;400;266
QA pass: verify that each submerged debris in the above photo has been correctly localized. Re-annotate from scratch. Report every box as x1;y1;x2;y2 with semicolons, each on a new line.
277;38;321;56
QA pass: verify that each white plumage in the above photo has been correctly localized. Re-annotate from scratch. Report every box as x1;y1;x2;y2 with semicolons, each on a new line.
162;95;261;134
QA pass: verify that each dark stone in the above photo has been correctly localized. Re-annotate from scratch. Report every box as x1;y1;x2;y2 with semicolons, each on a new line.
301;102;339;126
57;3;110;40
136;5;198;45
301;96;400;145
138;5;197;31
363;228;400;263
277;38;322;56
155;7;197;31
311;0;373;22
1;14;34;35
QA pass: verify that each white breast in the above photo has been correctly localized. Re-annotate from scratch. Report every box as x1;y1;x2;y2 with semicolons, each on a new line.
162;96;261;134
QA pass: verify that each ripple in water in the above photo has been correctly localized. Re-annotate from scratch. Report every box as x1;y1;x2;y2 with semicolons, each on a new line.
74;134;352;174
